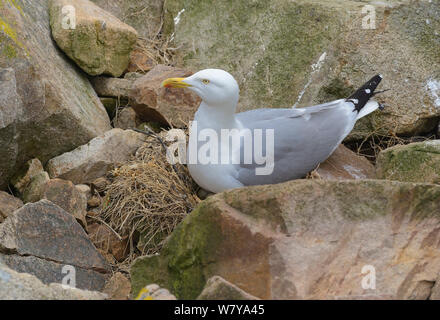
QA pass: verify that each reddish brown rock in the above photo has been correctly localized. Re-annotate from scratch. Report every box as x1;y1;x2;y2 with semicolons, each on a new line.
131;179;440;300
103;272;131;300
87;196;101;208
0;191;23;223
127;46;155;73
316;144;375;180
41;179;88;228
11;159;45;195
130;65;201;127
88;223;129;262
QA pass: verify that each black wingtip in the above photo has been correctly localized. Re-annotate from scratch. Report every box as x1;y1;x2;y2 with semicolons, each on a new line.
346;74;383;112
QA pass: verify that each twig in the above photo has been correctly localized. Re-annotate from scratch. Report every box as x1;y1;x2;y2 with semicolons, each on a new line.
87;214;123;241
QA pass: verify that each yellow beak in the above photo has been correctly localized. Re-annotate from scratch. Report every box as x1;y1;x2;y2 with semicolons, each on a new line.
161;77;192;88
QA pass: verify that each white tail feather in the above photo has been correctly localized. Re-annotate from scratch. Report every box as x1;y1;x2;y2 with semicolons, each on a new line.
356;100;379;120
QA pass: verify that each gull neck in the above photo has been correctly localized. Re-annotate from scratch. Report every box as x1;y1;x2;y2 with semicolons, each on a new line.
194;101;241;131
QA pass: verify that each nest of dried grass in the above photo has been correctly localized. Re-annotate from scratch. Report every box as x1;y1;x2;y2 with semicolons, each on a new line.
99;129;199;262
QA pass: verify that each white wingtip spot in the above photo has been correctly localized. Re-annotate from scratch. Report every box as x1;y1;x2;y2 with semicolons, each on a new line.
365;89;371;93
379;74;383;79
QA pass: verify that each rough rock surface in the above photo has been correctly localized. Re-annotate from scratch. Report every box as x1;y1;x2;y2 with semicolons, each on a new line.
0;0;111;190
130;65;201;127
0;262;106;300
91;177;111;194
100;97;129;120
41;179;88;228
164;0;440;139
22;171;50;204
11;159;45;195
131;179;440;299
114;107;141;130
0;200;110;291
134;284;177;300
0;192;23;223
376;140;440;184
75;184;92;201
90;0;164;40
127;44;155;73
317;145;375;180
103;272;131;300
197;276;260;300
0;254;108;292
46;129;145;184
49;0;138;77
92;77;133;98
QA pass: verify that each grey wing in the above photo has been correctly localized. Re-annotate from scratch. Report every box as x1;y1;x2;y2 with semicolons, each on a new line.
235;99;355;186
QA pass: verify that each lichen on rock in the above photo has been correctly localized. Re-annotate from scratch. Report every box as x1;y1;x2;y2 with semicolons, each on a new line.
164;0;440;140
376;140;440;184
130;179;440;300
49;0;138;77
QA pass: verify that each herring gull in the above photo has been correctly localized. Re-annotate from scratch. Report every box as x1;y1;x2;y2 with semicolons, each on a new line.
162;69;384;193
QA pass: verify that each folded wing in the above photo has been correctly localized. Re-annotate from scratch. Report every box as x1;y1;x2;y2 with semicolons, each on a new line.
235;99;357;185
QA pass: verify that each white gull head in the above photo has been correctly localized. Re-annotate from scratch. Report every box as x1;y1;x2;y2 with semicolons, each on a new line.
162;69;239;109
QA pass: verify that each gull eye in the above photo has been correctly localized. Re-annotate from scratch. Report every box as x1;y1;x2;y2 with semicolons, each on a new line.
202;79;210;85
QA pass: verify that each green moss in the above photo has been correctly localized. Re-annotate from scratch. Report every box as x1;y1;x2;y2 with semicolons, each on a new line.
22;171;49;203
130;199;225;299
0;5;28;57
130;255;167;299
377;142;440;183
130;179;440;300
49;2;137;77
390;1;440;63
412;184;440;219
335;181;389;220
0;0;23;15
2;43;16;58
223;189;288;232
165;0;341;110
165;201;224;299
317;78;354;104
